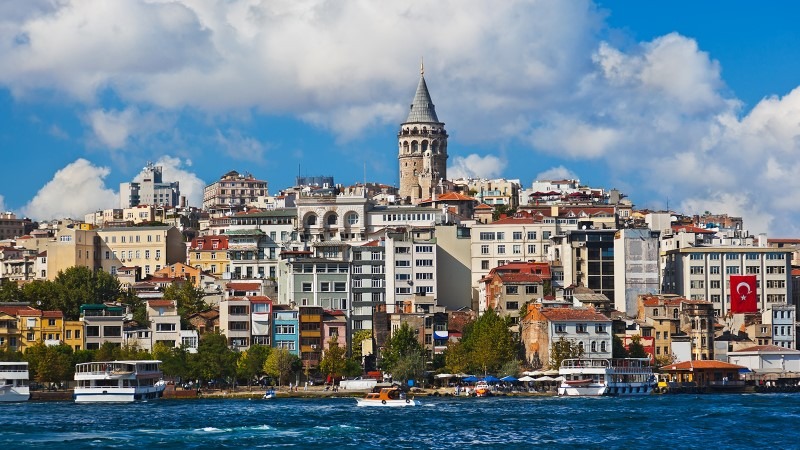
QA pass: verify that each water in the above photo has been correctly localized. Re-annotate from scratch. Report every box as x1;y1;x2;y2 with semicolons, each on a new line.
1;394;797;449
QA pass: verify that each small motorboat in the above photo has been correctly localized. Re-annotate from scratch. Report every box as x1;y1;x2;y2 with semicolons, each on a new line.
263;389;277;399
355;386;420;407
474;381;491;397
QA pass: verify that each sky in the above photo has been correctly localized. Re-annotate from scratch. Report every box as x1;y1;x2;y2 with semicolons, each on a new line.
1;1;800;236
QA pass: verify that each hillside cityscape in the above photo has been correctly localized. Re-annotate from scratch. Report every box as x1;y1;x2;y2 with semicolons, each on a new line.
1;68;798;387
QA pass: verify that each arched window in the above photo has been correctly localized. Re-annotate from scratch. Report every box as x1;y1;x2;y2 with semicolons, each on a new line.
673;308;679;319
327;214;338;226
306;214;317;226
600;341;607;352
411;141;418;152
421;140;428;152
700;319;707;329
591;341;597;352
346;212;359;226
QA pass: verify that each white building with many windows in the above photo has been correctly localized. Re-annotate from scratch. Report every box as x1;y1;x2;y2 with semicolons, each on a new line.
384;228;438;314
662;246;793;317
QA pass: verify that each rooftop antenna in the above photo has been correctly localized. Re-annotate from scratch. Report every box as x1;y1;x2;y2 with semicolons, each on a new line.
420;57;424;76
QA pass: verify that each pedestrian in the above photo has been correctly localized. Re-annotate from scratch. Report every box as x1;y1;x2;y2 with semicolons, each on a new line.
289;382;293;391
304;381;308;391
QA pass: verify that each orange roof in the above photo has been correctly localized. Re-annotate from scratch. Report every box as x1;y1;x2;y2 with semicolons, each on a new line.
147;300;176;308
498;273;545;284
0;305;42;316
362;240;382;247
672;224;716;234
540;308;610;322
792;269;800;277
474;203;493;210
227;282;261;291
248;296;272;303
662;360;746;371
42;310;63;318
418;192;475;203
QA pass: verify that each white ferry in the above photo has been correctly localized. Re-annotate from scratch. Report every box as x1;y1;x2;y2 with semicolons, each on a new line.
0;361;30;402
74;360;166;403
558;358;656;396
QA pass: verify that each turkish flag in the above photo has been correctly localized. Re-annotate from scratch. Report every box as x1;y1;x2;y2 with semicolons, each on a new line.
730;275;758;313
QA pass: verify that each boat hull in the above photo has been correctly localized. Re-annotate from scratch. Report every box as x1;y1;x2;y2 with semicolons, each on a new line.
0;386;30;402
355;398;421;407
73;385;165;403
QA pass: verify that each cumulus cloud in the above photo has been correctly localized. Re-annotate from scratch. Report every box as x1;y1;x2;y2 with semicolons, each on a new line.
135;156;206;207
448;154;507;179
86;107;170;150
21;159;117;220
535;166;579;182
214;129;268;163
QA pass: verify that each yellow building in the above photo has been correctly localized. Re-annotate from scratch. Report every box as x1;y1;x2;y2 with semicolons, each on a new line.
95;225;185;278
46;226;98;280
64;320;84;351
188;235;230;276
153;262;202;287
0;308;22;351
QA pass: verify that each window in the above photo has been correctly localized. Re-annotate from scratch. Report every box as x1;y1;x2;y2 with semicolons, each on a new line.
555;324;565;333
527;244;536;253
86;326;100;337
600;341;607;352
497;245;506;254
396;287;411;294
302;282;312;292
576;323;587;333
347;212;359;225
396;260;410;267
527;231;537;240
513;232;523;240
415;259;433;267
103;326;121;337
506;301;518;310
156;323;176;332
709;266;720;274
48;319;56;326
481;245;490;255
595;324;606;333
415;245;433;253
512;245;521;254
506;286;518;295
591;341;597;352
525;285;537;295
690;266;704;274
334;282;346;292
320;282;330;292
479;232;496;241
415;272;433;280
481;260;490;270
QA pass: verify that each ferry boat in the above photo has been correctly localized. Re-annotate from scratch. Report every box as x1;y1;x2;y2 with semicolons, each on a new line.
74;360;166;403
558;358;656;396
355;386;421;407
0;361;30;402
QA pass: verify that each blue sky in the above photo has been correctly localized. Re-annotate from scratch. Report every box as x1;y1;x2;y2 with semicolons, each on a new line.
2;1;800;236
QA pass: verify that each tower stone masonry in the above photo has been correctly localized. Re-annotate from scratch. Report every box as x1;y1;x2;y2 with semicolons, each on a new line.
398;63;448;203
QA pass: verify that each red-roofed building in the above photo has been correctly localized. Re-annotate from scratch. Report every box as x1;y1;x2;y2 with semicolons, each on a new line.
479;262;552;328
520;304;612;369
417;191;478;219
226;282;263;298
188;235;230;276
661;360;747;391
637;294;715;362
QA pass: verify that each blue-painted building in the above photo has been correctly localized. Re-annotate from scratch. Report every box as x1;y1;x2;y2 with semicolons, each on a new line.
272;305;299;355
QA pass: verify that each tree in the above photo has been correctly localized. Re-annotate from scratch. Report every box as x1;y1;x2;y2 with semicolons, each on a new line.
381;322;423;373
627;335;649;358
95;342;122;362
263;348;300;386
32;267;125;320
350;329;372;361
612;335;628;359
319;338;348;381
237;344;271;388
391;350;425;383
0;281;24;303
162;281;207;328
153;342;191;381
24;343;73;385
499;359;522;378
461;309;515;375
192;332;237;386
444;341;469;374
548;336;584;370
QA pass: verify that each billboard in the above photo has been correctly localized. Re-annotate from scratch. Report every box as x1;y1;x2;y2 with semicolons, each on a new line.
730;275;758;314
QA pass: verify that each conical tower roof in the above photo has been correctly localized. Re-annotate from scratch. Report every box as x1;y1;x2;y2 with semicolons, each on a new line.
405;63;440;124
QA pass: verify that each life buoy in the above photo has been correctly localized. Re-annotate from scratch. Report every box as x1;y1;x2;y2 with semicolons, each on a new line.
381;400;387;405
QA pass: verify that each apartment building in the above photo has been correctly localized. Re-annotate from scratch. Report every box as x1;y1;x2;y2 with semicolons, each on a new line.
384;228;438;314
81;304;125;350
188;235;230;276
351;241;385;334
662;246;793;317
273;305;299;355
479;262;552;329
95;226;185;278
520;305;612;369
120;162;180;208
202;170;268;210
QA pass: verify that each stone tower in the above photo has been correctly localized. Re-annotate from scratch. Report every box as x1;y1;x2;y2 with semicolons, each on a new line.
398;62;448;203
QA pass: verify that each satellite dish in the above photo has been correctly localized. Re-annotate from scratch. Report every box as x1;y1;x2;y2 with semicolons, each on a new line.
670;216;678;222
581;225;587;230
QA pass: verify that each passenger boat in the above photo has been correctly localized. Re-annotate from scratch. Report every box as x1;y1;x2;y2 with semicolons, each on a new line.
474;380;491;397
74;360;166;402
355;386;421;407
0;361;30;402
558;358;656;396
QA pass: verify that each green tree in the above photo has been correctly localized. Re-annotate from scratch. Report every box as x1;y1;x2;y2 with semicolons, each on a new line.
162;282;207;328
627;335;649;358
20;280;59;310
444;341;470;374
612;335;629;358
343;358;363;378
263;348;301;386
461;309;515;375
95;342;121;362
41;267;124;320
391;350;425;383
0;281;24;303
381;322;424;373
237;344;271;388
153;342;191;381
350;329;372;361
548;336;584;370
319;338;348;381
499;359;521;377
192;332;237;385
24;343;73;385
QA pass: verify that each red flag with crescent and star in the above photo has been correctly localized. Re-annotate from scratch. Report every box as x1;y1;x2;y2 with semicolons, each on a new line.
730;275;758;313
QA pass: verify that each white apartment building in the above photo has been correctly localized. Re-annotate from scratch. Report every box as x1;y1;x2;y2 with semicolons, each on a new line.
662;246;793;317
120;162;180;208
767;304;796;349
384;228;438;314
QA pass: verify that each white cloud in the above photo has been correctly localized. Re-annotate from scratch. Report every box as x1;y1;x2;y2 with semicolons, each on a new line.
21;159;117;220
134;156;206;208
448;154;507;179
87;107;169;150
214;129;267;163
535;166;579;182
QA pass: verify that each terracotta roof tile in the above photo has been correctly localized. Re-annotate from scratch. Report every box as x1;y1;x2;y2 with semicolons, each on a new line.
227;282;261;291
540;308;610;322
663;360;746;371
147;300;176;308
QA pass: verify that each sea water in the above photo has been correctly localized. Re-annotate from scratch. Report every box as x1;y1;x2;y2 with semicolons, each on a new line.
1;394;797;449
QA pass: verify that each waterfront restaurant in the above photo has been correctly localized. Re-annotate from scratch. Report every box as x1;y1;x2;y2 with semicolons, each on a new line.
660;360;748;390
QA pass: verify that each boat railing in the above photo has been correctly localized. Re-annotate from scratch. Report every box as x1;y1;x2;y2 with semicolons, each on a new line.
708;380;745;387
560;359;610;369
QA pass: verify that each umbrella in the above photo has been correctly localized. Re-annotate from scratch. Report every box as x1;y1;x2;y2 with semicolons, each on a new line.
455;373;470;378
434;373;454;379
462;376;479;383
534;376;554;382
518;376;535;382
522;370;543;376
543;369;559;376
554;376;565;382
483;375;500;383
500;376;518;382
